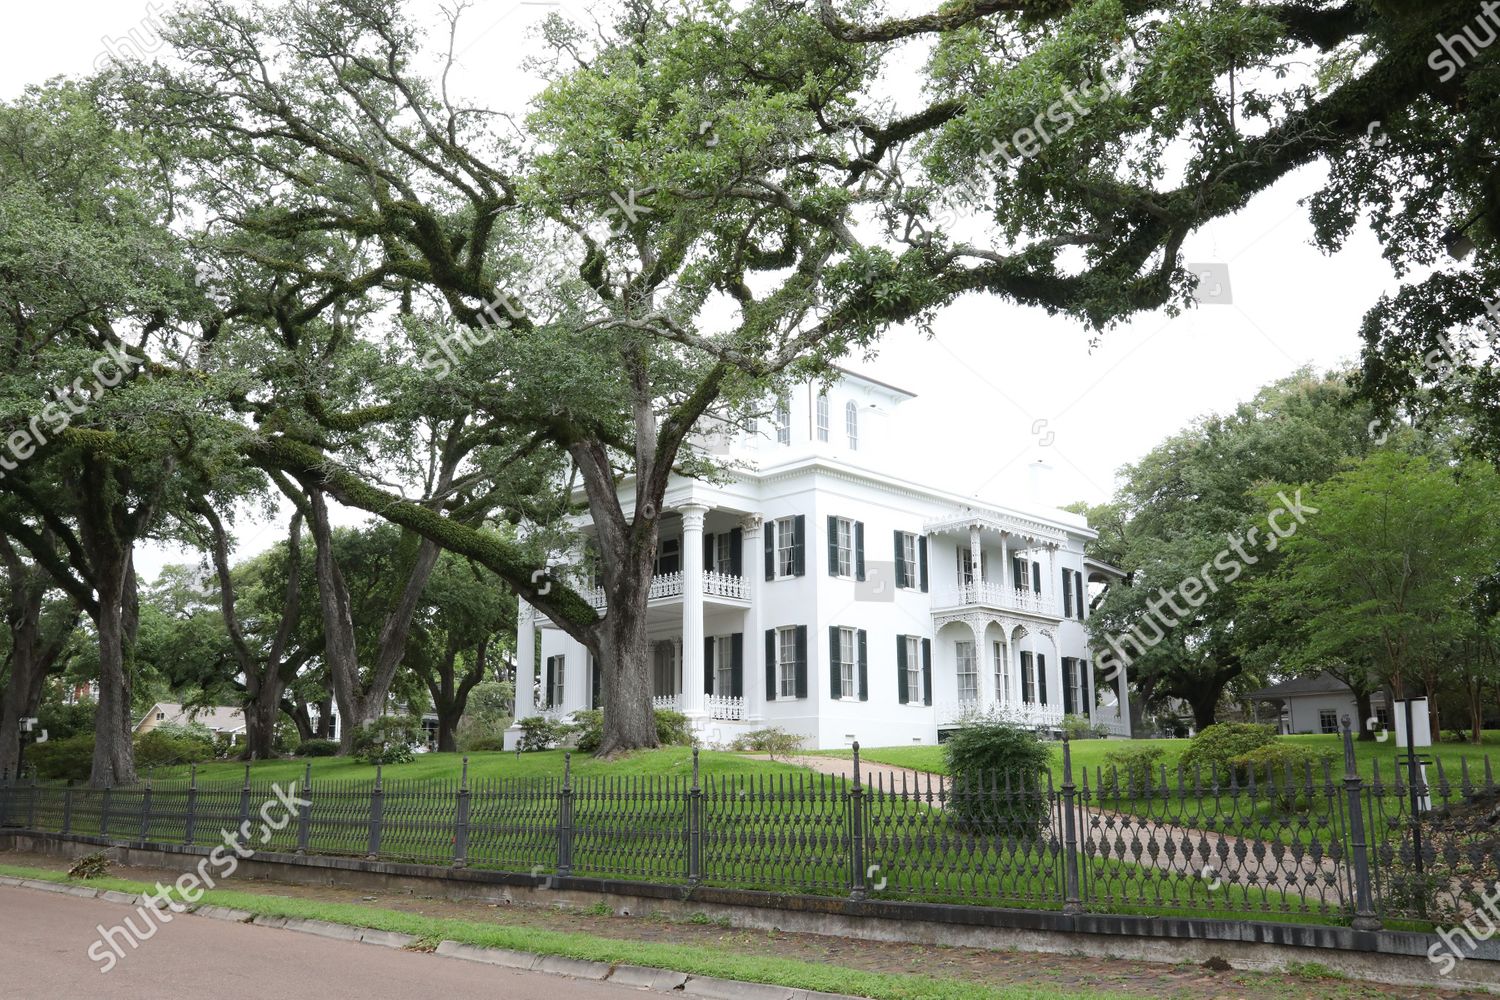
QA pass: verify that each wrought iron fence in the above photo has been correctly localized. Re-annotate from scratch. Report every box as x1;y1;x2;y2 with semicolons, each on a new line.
3;721;1497;928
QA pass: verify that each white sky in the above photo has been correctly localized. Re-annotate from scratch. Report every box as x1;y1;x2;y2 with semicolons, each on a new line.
2;1;1397;577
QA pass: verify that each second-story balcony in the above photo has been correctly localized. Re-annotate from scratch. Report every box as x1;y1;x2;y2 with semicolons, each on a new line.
583;569;749;611
933;581;1055;617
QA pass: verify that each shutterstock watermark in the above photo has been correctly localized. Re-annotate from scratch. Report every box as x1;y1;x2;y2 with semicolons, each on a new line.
1429;2;1500;83
418;291;528;378
1096;491;1319;683
86;782;308;973
94;2;169;72
0;343;146;481
1428;881;1500;976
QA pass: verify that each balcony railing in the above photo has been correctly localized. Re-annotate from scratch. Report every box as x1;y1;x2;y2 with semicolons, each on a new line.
652;693;682;711
933;581;1056;617
708;694;745;721
583;570;748;611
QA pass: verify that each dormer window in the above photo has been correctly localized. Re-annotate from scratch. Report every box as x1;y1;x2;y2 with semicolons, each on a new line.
845;401;859;450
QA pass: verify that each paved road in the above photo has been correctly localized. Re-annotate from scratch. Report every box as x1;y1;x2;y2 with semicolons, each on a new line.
0;885;648;1000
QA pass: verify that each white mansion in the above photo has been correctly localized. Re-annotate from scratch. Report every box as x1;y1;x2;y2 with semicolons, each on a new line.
507;370;1131;751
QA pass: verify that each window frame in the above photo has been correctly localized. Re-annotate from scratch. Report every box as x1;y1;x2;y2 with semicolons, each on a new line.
994;641;1009;702
775;395;791;445
1319;709;1339;734
955;640;978;701
714;635;734;697
774;517;798;579
899;532;918;589
845;400;859;449
816;393;830;442
905;635;922;705
837;626;857;700
652;641;677;698
713;532;734;574
833;516;854;578
777;626;799;698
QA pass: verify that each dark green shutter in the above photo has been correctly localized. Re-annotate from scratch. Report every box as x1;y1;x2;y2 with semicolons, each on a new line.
731;633;744;697
896;636;909;704
765;629;777;701
1082;659;1092;717
921;638;932;705
893;531;906;588
704;531;715;571
1032;561;1041;594
1062;658;1074;714
794;625;808;698
793;515;806;576
1021;652;1032;702
827;516;840;576
705;637;715;695
1037;653;1048;703
829;626;842;698
1062;570;1073;618
857;629;868;701
1012;555;1023;589
729;527;743;576
764;526;775;581
544;656;555;708
918;536;929;592
854;522;865;581
1075;572;1085;620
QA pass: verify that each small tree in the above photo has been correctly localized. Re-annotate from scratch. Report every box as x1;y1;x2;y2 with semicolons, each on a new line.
943;715;1051;837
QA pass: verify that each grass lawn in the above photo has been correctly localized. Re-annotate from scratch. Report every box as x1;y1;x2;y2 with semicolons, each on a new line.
0;862;1134;1000
143;746;805;784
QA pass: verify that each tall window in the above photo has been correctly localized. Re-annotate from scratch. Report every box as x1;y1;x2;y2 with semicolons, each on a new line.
713;532;734;574
778;627;799;698
994;641;1010;702
958;547;986;585
1319;709;1338;734
1069;658;1085;715
816;393;830;442
774;516;797;577
905;636;922;703
654;536;681;575
956;641;978;700
845;401;859;449
1020;651;1034;703
1013;557;1030;591
652;641;677;698
898;532;918;588
714;636;734;696
547;655;566;707
833;517;853;577
775;395;791;445
836;627;856;699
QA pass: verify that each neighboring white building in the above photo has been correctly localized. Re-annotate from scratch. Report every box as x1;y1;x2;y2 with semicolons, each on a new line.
508;370;1131;751
134;702;246;743
1248;672;1389;735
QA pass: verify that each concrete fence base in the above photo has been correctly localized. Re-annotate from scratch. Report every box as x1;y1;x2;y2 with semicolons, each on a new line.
5;829;1498;992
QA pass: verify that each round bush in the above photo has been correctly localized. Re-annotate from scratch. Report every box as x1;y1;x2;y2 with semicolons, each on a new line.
942;718;1051;837
294;738;340;758
134;725;216;768
350;716;422;765
1178;723;1277;784
25;733;94;781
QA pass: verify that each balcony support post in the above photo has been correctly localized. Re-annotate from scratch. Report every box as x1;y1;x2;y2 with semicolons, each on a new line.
741;515;765;722
506;602;536;746
680;504;710;725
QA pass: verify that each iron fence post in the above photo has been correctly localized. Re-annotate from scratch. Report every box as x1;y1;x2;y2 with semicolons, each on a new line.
236;764;252;849
184;766;198;846
1340;717;1381;930
849;742;868;900
687;748;702;885
453;757;471;868
557;753;573;878
27;771;39;830
100;782;112;838
296;762;312;854
1061;736;1083;916
61;782;73;835
367;764;384;859
138;770;153;841
0;769;9;827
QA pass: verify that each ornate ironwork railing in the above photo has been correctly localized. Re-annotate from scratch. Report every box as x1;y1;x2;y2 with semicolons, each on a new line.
5;721;1491;928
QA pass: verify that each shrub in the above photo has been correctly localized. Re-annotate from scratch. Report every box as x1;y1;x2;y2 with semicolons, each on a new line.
1061;714;1107;740
460;734;508;752
294;738;340;758
655;709;693;747
350;716;422;765
943;718;1052;837
1102;744;1167;795
729;727;805;760
38;701;96;742
571;709;604;753
1178;723;1277;784
1230;742;1336;810
25;733;94;782
134;725;217;768
517;715;570;752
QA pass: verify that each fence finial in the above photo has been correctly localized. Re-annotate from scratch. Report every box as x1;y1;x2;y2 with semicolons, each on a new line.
1340;715;1358;775
242;763;252;789
461;756;470;789
851;741;861;789
303;760;312;790
563;751;572;788
189;764;197;790
691;746;700;787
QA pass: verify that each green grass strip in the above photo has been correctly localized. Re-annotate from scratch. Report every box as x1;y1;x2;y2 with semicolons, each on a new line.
0;862;1135;1000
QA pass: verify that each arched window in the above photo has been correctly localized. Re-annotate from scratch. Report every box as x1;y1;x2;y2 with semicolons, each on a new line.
815;393;830;441
845;401;859;450
775;395;791;445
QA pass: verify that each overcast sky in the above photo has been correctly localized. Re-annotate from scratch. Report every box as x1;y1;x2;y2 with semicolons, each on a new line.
2;0;1398;577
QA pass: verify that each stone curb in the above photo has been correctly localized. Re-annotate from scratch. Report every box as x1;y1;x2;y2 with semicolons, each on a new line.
3;876;861;999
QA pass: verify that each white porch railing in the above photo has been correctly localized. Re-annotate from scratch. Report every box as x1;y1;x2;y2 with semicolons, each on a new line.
581;569;747;611
708;694;745;721
652;693;683;711
935;699;1067;731
934;582;1056;617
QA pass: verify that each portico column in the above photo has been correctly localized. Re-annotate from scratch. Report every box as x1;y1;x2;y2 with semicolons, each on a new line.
974;620;995;708
1047;545;1057;610
741;515;765;721
680;504;710;722
508;603;536;738
999;533;1010;600
969;525;983;596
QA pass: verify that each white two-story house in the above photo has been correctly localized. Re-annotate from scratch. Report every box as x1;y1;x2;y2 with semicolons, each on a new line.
507;370;1131;751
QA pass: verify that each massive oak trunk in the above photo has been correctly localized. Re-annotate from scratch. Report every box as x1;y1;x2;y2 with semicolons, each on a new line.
88;553;138;788
0;537;69;780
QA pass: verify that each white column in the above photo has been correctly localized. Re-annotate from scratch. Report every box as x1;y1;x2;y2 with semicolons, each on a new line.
999;534;1010;598
680;504;710;721
506;604;536;748
968;525;983;596
742;515;765;721
1047;545;1057;611
974;620;994;708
